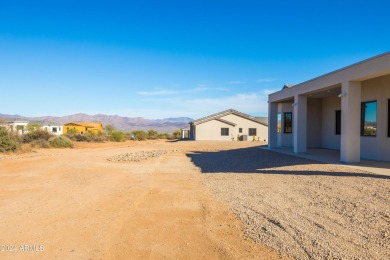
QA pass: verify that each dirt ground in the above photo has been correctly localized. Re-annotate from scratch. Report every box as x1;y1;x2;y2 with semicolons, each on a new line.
0;140;281;260
0;140;388;259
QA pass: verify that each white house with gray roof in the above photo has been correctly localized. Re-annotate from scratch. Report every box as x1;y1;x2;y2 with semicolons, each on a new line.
268;52;390;162
188;109;268;141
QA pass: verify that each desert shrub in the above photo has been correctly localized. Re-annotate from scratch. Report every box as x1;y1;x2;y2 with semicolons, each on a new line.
88;132;107;142
19;144;34;153
166;134;176;140
109;131;126;142
73;134;88;142
104;125;115;134
84;130;96;139
132;130;147;141
26;122;42;132
30;139;50;148
84;130;107;142
157;133;170;139
146;129;159;140
172;130;181;139
48;136;73;148
66;131;107;143
22;129;52;143
0;128;21;152
66;128;79;135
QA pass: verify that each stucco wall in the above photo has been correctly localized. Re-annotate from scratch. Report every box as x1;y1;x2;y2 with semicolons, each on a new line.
321;96;341;150
307;98;322;148
195;120;233;141
221;114;268;142
193;114;268;141
360;74;390;161
42;125;63;136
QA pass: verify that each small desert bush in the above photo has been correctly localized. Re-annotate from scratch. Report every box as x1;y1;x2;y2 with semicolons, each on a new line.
147;130;159;140
30;139;50;148
18;144;34;153
72;134;88;142
22;129;52;143
132;130;148;141
66;128;79;135
26;122;42;132
67;131;107;142
0;128;21;152
85;131;107;142
109;131;126;142
157;133;170;139
48;136;73;148
172;130;181;139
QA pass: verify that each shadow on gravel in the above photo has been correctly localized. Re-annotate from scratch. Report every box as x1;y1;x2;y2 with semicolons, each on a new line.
186;147;390;179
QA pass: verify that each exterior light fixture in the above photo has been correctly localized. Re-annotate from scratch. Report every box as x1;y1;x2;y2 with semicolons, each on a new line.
338;92;346;98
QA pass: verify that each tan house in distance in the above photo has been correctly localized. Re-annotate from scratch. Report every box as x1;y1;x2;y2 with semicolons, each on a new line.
188;109;268;141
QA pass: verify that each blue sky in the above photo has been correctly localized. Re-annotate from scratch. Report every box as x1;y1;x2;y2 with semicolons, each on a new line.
0;0;389;119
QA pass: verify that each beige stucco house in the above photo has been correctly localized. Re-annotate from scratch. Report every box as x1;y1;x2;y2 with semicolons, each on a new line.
189;109;268;141
268;52;390;162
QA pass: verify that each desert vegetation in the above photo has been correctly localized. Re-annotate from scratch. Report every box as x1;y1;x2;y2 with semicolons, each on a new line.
0;123;72;152
0;127;21;152
0;121;182;153
48;136;74;148
65;125;181;143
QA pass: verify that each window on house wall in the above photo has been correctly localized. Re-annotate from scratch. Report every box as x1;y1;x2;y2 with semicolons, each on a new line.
221;128;229;136
361;101;377;136
335;110;341;135
277;113;282;133
249;128;257;136
239;128;242;133
53;127;57;133
284;112;292;133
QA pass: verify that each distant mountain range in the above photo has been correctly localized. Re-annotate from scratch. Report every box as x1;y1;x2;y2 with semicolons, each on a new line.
0;113;193;133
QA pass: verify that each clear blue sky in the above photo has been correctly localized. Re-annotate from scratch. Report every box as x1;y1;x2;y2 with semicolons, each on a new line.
1;0;389;119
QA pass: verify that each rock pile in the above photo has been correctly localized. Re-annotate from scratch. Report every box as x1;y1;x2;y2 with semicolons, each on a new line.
108;148;224;162
107;150;177;162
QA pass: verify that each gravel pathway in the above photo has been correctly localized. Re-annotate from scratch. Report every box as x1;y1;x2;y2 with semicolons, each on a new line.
187;147;390;259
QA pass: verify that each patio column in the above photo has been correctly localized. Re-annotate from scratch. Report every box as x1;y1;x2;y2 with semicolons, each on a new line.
340;81;361;162
181;130;185;139
293;94;307;153
268;102;278;148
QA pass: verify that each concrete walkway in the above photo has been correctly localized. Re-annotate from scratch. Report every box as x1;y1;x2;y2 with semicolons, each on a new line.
260;146;390;176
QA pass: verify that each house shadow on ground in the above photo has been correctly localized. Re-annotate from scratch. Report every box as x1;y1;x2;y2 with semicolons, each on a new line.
186;147;390;180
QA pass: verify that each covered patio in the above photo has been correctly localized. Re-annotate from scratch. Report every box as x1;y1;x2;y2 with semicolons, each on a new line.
268;52;390;163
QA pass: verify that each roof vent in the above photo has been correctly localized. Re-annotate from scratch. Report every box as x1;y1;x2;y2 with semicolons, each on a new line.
282;84;294;90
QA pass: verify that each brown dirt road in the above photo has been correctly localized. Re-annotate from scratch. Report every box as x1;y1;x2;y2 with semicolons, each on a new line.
0;141;281;259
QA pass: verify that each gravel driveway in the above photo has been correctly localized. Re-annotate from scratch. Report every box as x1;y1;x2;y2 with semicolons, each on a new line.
187;147;390;259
